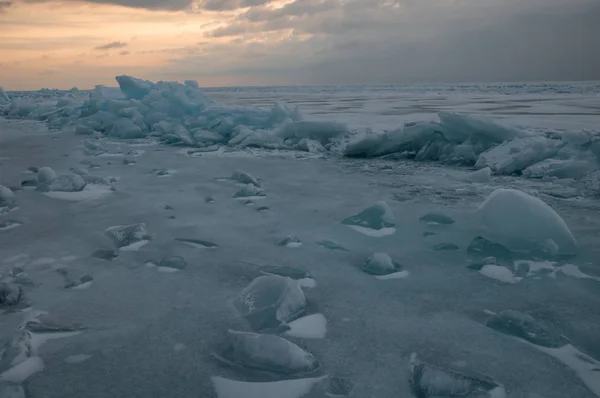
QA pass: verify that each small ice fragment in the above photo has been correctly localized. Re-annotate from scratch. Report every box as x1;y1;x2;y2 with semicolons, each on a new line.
231;170;261;187
278;235;302;248
342;201;395;231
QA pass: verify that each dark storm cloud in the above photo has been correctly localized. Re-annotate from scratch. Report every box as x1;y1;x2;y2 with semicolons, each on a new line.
167;0;600;84
95;41;127;50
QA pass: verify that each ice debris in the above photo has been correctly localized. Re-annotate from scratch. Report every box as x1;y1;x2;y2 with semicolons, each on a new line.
231;170;261;187
234;275;306;331
0;186;16;213
213;330;319;376
477;188;576;255
467;167;492;183
233;184;265;199
362;253;402;276
409;353;506;398
0;87;10;104
278;235;302;248
105;223;150;250
419;212;455;225
341;201;395;236
0;283;23;308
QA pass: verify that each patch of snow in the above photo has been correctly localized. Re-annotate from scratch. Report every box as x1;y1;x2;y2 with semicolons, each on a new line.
119;240;150;252
479;265;521;284
374;270;410;280
44;184;113;201
211;376;326;398
284;313;327;339
347;225;396;237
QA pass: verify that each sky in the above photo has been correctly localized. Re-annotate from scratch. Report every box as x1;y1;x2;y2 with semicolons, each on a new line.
0;0;599;90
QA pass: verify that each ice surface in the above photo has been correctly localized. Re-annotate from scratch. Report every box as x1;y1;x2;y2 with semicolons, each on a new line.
2;84;600;398
0;383;25;398
0;220;23;231
477;188;577;255
284;314;327;339
535;345;600;397
211;376;325;398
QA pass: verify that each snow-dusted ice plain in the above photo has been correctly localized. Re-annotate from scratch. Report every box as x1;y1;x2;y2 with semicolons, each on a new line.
1;78;600;398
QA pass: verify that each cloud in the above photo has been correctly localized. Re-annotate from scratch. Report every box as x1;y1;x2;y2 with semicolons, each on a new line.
18;0;274;11
21;0;194;11
160;0;600;84
95;41;127;50
119;50;130;55
0;1;12;12
198;0;272;11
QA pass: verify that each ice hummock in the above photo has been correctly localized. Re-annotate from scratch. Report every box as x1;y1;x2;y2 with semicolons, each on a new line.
3;76;599;185
477;188;576;255
0;87;10;105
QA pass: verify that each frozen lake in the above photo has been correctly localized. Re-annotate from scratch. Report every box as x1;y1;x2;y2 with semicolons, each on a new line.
1;82;600;398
